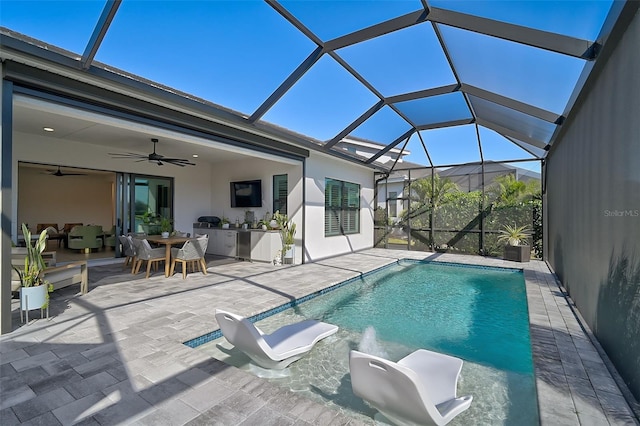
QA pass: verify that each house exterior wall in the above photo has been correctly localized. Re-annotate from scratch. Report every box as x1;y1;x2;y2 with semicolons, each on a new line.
208;157;301;222
304;151;374;261
376;180;406;221
208;157;303;264
546;10;640;400
10;110;375;267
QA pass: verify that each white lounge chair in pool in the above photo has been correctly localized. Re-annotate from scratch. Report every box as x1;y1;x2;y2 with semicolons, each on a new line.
349;349;473;426
214;309;338;369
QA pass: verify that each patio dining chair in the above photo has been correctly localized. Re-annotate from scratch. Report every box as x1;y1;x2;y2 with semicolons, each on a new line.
131;238;165;279
170;235;209;279
118;235;137;273
127;232;147;238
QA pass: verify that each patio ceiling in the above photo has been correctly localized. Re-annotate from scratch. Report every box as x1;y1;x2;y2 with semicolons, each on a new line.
0;0;621;170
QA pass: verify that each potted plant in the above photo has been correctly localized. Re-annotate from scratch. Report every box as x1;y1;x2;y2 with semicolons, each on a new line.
139;210;163;235
13;224;53;322
160;217;172;238
498;223;531;262
221;217;230;229
273;211;296;264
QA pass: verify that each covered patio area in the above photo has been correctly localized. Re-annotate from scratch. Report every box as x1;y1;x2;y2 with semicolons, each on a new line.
0;249;635;425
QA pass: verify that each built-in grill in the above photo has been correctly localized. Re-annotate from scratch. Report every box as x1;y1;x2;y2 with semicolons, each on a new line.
194;216;221;228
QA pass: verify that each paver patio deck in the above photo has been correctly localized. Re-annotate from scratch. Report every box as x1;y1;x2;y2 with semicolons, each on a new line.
1;249;637;425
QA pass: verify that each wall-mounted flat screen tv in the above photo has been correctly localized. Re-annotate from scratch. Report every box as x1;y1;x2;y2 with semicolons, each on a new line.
230;179;262;208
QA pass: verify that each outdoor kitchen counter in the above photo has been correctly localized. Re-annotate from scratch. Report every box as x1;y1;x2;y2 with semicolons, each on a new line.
193;226;281;262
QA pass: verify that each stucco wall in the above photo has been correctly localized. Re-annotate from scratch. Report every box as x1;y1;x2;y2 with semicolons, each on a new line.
18;166;115;231
208;156;303;264
304;151;375;261
208;157;301;222
11;122;376;266
546;10;640;399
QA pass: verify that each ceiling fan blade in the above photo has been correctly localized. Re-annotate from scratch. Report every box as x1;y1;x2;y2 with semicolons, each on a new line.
169;161;195;167
43;166;87;176
109;153;148;159
45;171;87;176
163;158;196;166
109;138;196;166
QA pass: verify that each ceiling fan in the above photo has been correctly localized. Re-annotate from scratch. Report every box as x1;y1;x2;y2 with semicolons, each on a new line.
109;138;196;167
44;166;88;177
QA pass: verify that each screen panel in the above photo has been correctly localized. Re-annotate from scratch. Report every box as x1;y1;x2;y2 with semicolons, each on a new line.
438;24;587;114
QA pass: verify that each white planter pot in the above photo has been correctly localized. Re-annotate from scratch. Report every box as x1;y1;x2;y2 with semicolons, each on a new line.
283;246;295;264
161;232;170;238
20;285;49;323
222;223;230;229
20;285;47;310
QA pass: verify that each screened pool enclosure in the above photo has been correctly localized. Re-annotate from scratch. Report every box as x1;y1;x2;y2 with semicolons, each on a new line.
2;0;639;405
3;0;617;260
1;0;613;172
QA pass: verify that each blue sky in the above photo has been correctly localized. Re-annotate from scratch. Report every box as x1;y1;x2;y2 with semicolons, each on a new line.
0;1;614;172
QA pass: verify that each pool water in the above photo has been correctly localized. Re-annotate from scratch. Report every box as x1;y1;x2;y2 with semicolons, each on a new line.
197;261;539;425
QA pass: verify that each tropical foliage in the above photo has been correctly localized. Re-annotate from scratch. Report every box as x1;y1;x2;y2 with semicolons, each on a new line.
13;224;54;310
409;174;459;210
13;224;50;288
497;224;531;246
487;174;539;206
160;217;172;233
378;171;542;258
400;175;460;234
273;210;296;259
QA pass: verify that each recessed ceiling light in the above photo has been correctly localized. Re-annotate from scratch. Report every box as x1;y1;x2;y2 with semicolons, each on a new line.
43;127;54;132
192;154;198;158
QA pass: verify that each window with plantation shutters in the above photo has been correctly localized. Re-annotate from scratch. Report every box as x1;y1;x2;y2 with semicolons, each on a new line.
273;174;287;215
325;178;360;236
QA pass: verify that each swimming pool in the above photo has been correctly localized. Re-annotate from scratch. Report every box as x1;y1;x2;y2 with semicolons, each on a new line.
195;260;539;425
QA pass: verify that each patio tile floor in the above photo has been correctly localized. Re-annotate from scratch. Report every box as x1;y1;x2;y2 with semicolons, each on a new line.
1;249;637;425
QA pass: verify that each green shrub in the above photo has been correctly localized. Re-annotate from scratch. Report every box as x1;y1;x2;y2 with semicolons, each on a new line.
377;172;542;257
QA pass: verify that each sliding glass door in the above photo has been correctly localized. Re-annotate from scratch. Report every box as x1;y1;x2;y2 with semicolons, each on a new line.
115;173;174;251
133;175;173;234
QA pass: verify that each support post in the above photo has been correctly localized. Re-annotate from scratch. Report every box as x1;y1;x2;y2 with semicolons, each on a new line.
1;76;14;334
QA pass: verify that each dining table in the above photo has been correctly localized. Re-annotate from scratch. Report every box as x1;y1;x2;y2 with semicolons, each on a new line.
144;235;192;277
